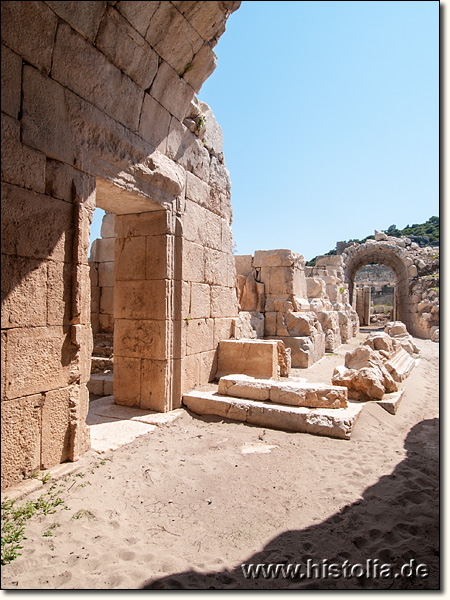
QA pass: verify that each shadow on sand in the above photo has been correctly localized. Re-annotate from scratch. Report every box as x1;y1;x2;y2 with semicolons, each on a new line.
143;418;439;590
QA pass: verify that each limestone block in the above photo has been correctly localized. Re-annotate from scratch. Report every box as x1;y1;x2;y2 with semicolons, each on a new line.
47;260;72;327
253;249;303;268
209;155;231;194
1;394;42;489
1;1;58;74
99;314;114;333
114;236;146;281
2;183;72;262
44;160;95;207
181;353;200;392
45;1;106;42
1;255;48;329
113;357;141;407
99;287;114;316
182;241;205;283
211;286;238;318
100;213;117;239
316;311;342;352
183;200;222;250
98;261;114;288
199;350;218;385
307;277;327;299
235;255;253;277
204;249;229;286
183;390;362;440
237;273;265;312
52;23;144;132
1;44;22;119
269;334;326;368
384;321;408;337
218;374;271;401
185;318;214;355
364;332;397;356
166;118;210;181
183;42;217;93
5;326;77;400
213;317;235;347
430;327;439;342
145;2;203;74
151;61;194;122
190;283;211;319
234;312;264;339
1;113;46;193
216;339;279;379
198;101;223;156
139;92;172;153
91;238;115;263
140;359;170;411
383;349;416;383
172;1;234;43
276;341;291;377
315;255;344;267
114;318;167;360
332;364;395;401
283;312;319;337
115;280;169;320
185;171;211;208
96;5;158;89
1;332;6;399
264;312;277;336
41;387;72;468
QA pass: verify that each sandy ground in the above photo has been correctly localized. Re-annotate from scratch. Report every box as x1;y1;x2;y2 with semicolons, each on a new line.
1;329;439;590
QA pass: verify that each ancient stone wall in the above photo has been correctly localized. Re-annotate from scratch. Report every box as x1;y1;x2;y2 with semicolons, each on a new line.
1;0;240;489
341;231;439;339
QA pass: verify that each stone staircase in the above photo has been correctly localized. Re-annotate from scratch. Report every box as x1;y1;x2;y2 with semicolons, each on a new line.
183;375;366;440
88;333;114;397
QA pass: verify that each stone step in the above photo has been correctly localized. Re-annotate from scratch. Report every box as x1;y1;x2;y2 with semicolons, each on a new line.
183;390;365;440
91;356;113;374
93;345;113;358
88;372;113;397
384;350;417;382
94;332;114;345
218;374;348;409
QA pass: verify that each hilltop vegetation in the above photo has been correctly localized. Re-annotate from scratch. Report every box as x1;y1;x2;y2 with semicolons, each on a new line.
306;216;439;266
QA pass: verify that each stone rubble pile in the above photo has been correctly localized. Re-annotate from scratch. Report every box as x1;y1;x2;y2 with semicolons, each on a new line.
332;323;418;400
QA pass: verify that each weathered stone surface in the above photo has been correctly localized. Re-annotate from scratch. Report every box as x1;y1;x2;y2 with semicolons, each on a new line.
332;346;398;400
383;349;416;383
41;387;71;468
307;277;327;298
138;92;172;153
235;255;253;278
218;374;348;409
96;5;158;89
1;44;22;119
186;318;214;355
182;43;217;93
1;1;58;74
113;236;146;280
190;283;211;319
236;272;265;312
269;333;325;368
151;60;194;122
183;390;363;440
114;319;167;360
45;1;107;42
1;395;42;488
276;340;291;377
384;321;420;354
210;285;238;318
217;339;279;379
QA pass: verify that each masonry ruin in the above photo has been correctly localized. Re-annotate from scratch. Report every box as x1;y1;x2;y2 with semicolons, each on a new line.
1;1;439;490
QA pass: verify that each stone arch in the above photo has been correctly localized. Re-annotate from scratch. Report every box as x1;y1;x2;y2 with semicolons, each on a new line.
342;241;411;329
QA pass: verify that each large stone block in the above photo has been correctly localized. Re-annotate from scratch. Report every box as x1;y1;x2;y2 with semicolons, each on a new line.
172;1;232;42
1;1;58;74
166;117;210;180
5;326;77;400
182;241;205;283
182;42;217;94
185;171;212;209
199;350;218;385
269;333;326;368
45;1;106;42
115;2;160;37
114;318;167;360
151;60;194;122
1;113;46;194
235;255;253;278
1;183;73;262
140;359;170;411
190;283;211;319
41;387;71;468
45;159;96;207
114;210;173;238
46;260;72;327
217;339;279;379
211;286;238;318
253;249;303;268
98;261;115;288
213;317;234;347
52;22;144;132
113;356;141;407
100;213;117;239
114;236;146;280
146;235;173;280
1;255;48;329
96;5;158;89
100;286;114;316
185;318;214;355
90;238;115;263
115;279;169;320
1;44;22;119
139;93;171;153
145;2;203;74
1;394;42;489
204;249;229;286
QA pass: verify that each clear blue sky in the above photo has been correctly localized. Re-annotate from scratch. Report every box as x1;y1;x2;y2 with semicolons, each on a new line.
90;0;439;261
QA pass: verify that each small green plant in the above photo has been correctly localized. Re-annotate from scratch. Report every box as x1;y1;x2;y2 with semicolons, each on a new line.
2;492;68;564
71;509;95;521
42;523;60;538
185;316;190;323
41;473;51;485
339;287;345;293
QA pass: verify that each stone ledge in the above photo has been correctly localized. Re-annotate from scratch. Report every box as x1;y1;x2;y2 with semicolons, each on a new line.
183;390;365;440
